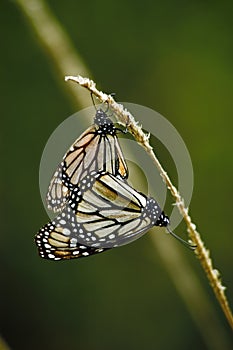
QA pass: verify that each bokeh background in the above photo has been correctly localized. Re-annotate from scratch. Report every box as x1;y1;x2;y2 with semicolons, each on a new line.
1;0;233;349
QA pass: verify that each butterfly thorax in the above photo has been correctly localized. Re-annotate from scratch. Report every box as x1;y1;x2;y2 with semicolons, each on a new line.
143;198;169;227
94;110;116;135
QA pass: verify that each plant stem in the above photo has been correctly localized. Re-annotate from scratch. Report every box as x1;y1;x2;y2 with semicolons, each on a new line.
15;0;233;344
0;336;10;350
65;74;233;331
16;0;91;108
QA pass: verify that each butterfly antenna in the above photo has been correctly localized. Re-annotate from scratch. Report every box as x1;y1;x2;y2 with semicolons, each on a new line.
91;92;97;111
166;227;196;250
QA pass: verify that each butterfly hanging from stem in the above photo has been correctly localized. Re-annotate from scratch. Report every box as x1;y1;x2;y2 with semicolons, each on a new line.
36;101;195;261
46;103;128;213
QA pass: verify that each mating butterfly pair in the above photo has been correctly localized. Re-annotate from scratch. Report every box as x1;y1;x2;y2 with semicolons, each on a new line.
35;108;193;261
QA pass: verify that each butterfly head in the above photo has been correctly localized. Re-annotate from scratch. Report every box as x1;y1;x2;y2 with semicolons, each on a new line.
150;202;196;250
155;211;170;227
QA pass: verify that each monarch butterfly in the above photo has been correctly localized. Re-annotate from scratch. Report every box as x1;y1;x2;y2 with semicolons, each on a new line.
36;171;194;260
46;108;128;213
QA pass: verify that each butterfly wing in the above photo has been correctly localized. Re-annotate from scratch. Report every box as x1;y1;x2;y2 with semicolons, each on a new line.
46;125;96;212
46;114;128;213
68;173;163;248
35;208;109;260
36;172;167;260
46;165;70;213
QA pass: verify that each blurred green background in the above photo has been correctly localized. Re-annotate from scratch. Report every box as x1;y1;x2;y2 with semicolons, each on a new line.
1;0;233;349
